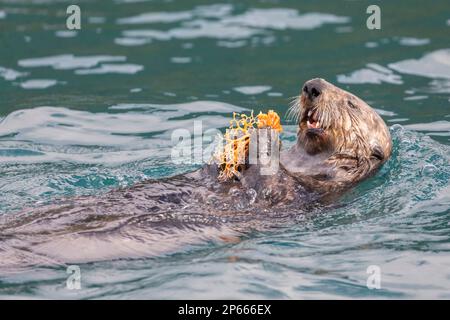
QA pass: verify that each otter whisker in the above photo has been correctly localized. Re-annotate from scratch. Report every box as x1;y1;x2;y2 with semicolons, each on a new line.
286;101;297;118
286;96;302;123
317;101;338;129
288;95;300;108
288;95;299;102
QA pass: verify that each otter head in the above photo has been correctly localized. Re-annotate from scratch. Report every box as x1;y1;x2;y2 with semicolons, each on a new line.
289;78;392;183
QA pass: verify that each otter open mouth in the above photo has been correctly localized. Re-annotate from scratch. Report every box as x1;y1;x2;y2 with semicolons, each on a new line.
305;109;324;136
306;109;320;129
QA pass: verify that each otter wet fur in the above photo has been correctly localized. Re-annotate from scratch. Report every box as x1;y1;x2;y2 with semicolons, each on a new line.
0;78;392;270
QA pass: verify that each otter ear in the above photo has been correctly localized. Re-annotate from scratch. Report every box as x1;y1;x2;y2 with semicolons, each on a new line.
371;145;385;161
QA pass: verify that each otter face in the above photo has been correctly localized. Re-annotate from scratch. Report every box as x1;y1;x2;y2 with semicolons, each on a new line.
288;78;392;179
296;78;334;155
291;78;352;155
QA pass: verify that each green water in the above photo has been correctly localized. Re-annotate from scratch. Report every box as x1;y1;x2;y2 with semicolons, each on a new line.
0;0;449;299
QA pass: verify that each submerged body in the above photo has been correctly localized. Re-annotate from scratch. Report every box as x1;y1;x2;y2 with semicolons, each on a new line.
0;79;392;269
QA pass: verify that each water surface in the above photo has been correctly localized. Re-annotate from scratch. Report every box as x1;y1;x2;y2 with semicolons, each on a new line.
0;0;449;299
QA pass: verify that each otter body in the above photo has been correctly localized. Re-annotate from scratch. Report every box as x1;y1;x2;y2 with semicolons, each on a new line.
0;79;392;269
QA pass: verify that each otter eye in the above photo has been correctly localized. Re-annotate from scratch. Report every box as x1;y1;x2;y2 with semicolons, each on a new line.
347;101;358;109
371;146;384;160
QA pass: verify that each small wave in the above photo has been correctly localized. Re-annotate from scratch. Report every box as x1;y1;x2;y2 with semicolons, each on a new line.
337;63;403;85
170;57;192;64
0;102;245;148
404;121;450;136
55;30;78;38
221;9;349;30
18;54;127;70
389;49;450;79
117;7;349;45
74;64;144;75
0;101;247;212
233;85;272;95
18;55;141;77
397;37;430;46
19;79;59;89
116;4;232;24
0;66;28;81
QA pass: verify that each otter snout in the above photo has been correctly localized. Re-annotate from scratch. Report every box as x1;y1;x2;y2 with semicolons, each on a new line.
302;78;325;101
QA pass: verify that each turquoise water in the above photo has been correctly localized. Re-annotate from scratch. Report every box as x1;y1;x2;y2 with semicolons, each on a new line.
0;0;449;299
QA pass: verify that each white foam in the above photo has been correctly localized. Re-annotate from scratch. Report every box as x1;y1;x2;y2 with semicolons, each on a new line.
108;100;246;113
118;7;349;43
18;54;126;70
337;63;403;85
124;20;264;40
0;66;28;81
0;147;155;166
365;42;378;48
428;79;450;93
0;10;6;19
221;9;349;30
114;37;151;46
195;4;233;18
388;118;409;123
403;95;428;101
122;29;172;40
373;108;397;117
405;121;450;132
75;63;144;75
174;25;254;39
55;30;78;38
117;4;233;25
170;57;191;64
0;102;247;149
217;40;247;48
233;86;272;95
19;79;58;89
397;37;430;46
388;49;450;79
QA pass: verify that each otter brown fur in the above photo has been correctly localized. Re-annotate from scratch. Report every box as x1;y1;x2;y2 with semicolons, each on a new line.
0;78;392;269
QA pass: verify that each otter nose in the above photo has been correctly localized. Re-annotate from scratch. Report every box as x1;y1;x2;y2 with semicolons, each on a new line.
303;79;323;100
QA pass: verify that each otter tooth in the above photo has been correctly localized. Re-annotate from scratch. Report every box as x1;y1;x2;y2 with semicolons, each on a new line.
308;110;312;117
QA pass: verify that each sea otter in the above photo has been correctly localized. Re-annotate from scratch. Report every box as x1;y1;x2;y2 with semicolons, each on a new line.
202;78;392;203
0;78;392;268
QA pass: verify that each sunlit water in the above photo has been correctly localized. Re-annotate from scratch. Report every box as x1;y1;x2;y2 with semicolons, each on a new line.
0;0;449;299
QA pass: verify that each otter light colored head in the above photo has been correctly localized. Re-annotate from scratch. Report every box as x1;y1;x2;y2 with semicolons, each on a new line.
289;78;392;180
